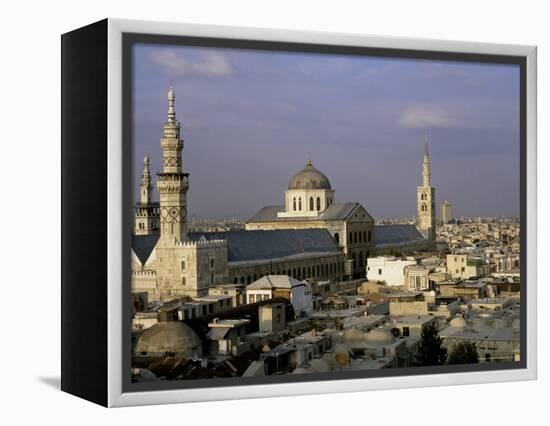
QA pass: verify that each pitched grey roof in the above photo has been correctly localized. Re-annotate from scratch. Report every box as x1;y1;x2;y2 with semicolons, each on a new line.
247;202;366;223
132;234;160;264
247;275;305;290
189;228;340;263
132;229;341;265
373;224;426;247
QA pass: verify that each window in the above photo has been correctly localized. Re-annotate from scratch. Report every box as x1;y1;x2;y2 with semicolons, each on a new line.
378;268;382;275
309;197;314;211
354;231;358;243
249;295;255;303
485;353;491;362
233;277;238;284
358;252;363;267
403;327;410;337
181;261;186;270
293;197;297;211
182;277;186;286
298;197;302;210
368;231;371;242
349;232;353;244
358;232;362;243
210;259;214;268
247;276;251;284
210;273;214;284
334;232;339;243
316;196;321;211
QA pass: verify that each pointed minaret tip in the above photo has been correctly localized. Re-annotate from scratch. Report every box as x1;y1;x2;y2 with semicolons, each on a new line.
144;152;150;165
306;154;312;167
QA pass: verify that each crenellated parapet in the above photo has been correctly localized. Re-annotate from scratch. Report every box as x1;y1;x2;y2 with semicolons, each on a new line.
175;239;227;249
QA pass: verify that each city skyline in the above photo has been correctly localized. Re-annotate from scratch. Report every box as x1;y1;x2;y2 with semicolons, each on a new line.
132;44;520;219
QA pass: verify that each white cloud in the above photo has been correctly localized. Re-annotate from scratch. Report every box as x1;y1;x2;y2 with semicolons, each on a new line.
149;49;233;77
398;104;464;129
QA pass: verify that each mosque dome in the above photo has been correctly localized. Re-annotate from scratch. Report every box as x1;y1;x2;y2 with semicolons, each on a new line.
365;328;395;345
288;158;332;190
135;321;202;358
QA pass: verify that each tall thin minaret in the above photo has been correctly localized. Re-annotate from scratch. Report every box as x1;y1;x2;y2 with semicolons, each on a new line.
157;86;189;243
417;135;436;242
134;152;159;236
140;153;152;204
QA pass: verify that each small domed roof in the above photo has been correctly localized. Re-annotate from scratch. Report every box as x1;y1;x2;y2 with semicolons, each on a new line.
135;321;202;358
449;317;467;328
366;328;395;345
288;158;332;190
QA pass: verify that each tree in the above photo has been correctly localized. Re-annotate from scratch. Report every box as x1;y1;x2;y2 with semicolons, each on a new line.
448;342;479;364
416;323;447;366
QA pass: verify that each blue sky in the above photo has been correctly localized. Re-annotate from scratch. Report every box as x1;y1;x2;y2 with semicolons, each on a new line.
132;43;520;220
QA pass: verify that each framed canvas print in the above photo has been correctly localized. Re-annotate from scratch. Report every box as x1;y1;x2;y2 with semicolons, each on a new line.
61;19;537;407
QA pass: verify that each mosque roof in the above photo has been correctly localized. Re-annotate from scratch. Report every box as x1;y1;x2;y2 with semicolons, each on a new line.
373;224;426;247
131;228;341;266
132;233;160;264
189;228;340;263
247;202;370;223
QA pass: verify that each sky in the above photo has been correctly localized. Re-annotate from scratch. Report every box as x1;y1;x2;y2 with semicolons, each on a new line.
132;43;520;220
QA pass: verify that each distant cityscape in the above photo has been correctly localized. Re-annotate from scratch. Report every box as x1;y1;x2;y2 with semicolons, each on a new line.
130;87;520;383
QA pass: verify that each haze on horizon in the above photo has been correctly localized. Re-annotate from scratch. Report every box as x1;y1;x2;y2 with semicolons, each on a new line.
132;43;520;220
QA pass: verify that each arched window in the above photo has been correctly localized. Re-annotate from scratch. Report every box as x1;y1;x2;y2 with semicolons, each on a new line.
358;232;362;243
309;197;314;211
368;231;372;241
316;197;321;211
253;274;257;281
240;276;245;284
298;197;302;210
233;277;238;284
354;231;358;243
349;232;353;244
247;276;251;284
363;231;367;242
293;197;296;211
334;232;340;243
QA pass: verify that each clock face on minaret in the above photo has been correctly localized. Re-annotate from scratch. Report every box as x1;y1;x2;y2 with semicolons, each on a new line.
156;86;189;243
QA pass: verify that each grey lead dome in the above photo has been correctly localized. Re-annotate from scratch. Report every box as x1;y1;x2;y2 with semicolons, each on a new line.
288;158;332;190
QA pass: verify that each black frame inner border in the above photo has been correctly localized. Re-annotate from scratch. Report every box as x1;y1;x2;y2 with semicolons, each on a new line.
121;32;528;394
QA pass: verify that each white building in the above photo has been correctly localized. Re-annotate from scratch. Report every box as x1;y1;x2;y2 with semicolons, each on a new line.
246;275;313;316
366;256;417;286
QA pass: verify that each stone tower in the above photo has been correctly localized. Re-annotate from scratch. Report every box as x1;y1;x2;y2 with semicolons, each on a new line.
417;137;436;241
134;153;160;236
157;86;189;244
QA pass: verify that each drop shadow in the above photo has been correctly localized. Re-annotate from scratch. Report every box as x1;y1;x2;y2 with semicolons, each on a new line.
38;376;61;390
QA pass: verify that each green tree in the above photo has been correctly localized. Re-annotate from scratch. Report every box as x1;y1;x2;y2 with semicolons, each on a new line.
416;323;447;366
448;342;479;364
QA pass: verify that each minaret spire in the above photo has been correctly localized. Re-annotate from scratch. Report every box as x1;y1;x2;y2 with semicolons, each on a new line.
423;134;431;187
140;152;152;204
167;84;176;124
